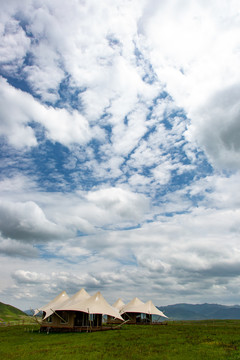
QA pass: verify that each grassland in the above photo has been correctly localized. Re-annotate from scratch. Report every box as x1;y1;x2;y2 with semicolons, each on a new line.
1;320;240;359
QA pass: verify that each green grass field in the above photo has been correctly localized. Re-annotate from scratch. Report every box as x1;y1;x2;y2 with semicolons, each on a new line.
0;315;37;327
1;321;240;359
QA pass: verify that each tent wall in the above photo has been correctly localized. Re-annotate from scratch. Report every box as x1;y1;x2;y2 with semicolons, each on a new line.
42;311;75;328
107;311;153;325
42;311;103;329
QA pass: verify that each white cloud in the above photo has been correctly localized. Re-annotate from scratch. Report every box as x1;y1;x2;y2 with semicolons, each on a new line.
151;162;173;185
0;18;30;73
0;77;37;148
12;270;49;284
0;176;151;238
185;172;240;212
86;186;150;226
0;77;91;147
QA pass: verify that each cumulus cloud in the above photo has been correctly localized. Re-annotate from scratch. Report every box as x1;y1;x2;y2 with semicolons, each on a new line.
0;200;69;242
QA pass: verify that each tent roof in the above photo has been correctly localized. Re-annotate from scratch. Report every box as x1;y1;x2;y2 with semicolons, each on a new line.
57;288;91;310
61;291;123;320
112;298;125;311
120;297;145;314
34;291;69;317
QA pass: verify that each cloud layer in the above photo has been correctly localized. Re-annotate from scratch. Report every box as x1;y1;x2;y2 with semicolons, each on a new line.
1;0;240;309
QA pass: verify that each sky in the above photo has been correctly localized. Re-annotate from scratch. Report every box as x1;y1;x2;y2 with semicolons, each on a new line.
0;0;240;311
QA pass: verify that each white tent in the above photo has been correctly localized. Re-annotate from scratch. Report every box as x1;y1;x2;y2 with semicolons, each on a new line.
64;291;123;320
120;297;168;318
34;291;69;317
112;298;125;311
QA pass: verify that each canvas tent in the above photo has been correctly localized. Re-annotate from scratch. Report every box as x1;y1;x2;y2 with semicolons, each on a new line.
44;288;92;326
60;291;123;319
40;290;123;331
120;297;167;324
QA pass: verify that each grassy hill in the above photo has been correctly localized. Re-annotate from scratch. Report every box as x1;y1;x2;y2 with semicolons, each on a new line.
0;301;30;323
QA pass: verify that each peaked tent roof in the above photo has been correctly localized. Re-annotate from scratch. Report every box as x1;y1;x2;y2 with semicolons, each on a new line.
63;291;123;320
34;291;69;317
113;298;125;311
120;297;145;314
57;288;91;310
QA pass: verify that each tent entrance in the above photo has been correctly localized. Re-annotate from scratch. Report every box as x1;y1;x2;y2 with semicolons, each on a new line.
136;313;152;324
74;312;102;327
89;314;102;327
74;312;89;326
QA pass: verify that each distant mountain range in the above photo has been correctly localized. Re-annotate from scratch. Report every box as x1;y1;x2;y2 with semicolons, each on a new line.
158;303;240;320
24;309;35;316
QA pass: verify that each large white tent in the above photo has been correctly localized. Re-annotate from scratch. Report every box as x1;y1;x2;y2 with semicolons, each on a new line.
120;297;168;320
57;291;123;320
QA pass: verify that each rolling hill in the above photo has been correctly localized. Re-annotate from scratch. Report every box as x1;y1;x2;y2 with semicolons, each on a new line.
0;301;29;323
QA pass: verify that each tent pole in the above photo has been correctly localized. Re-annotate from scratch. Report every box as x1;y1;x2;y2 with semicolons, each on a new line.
88;308;92;332
50;309;67;323
112;319;129;328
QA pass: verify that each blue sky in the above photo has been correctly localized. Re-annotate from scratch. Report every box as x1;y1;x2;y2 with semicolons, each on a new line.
1;0;240;310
